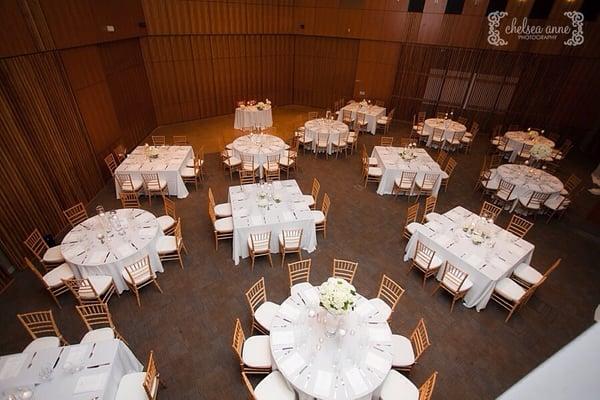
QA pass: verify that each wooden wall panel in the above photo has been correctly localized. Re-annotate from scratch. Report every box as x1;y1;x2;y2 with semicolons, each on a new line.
354;40;401;104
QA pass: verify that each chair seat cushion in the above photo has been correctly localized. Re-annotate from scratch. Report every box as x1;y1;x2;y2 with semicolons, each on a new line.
298;137;313;144
514;263;543;285
368;157;378;166
225;157;242;167
80;276;113;298
146;181;167;190
380;370;419;400
254;371;295;400
279;157;295;167
406;222;420;234
215;217;234;233
122;267;154;285
311;210;325;224
302;194;315;206
23;337;60;353
368;167;382;177
290;282;313;297
423;212;442;223
483;180;499;190
157;215;176;232
391;334;415;367
43;246;64;264
248;236;270;252
278;233;301;250
463;132;473;138
255;301;280;331
519;196;542;209
242;335;272;369
377;118;388;124
214;203;232;218
262;162;280;172
442;274;474;293
369;298;392;321
180;167;199;178
156;236;177;254
43;263;74;287
460;137;472;144
544;195;569;210
80;327;115;344
415;254;443;271
115;372;154;400
496;190;517;201
495;278;526;302
394;178;413;189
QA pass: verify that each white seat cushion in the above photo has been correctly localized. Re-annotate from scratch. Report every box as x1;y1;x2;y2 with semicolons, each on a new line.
242;335;272;369
442;274;474;293
544;195;569;210
279;157;295;167
215;217;234;233
80;328;115;344
463;132;473;138
415;254;443;271
157;215;175;232
146;180;167;190
180;167;198;178
226;143;233;150
23;337;60;353
495;278;526;302
43;263;74;287
254;371;295;400
301;194;315;206
369;298;392;321
121;267;154;285
262;162;280;172
248;236;270;252
290;282;313;297
224;157;241;167
513;263;543;285
115;372;154;400
80;276;113;298
483;180;499;190
391;334;415;367
380;370;419;400
377;118;388;124
368;167;382;177
43;245;64;264
460;136;472;144
214;203;232;218
311;210;325;224
278;233;301;250
368;157;377;165
406;222;420;234
156;236;177;254
254;301;280;331
423;212;441;223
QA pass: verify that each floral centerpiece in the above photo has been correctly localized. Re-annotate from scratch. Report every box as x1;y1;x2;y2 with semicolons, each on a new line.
144;144;159;159
530;143;552;160
399;143;417;160
319;277;357;316
256;101;266;110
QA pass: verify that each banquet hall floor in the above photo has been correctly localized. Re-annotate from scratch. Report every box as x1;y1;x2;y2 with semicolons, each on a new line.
1;105;599;399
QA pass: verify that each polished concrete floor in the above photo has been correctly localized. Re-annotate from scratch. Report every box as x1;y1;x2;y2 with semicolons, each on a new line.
1;105;599;399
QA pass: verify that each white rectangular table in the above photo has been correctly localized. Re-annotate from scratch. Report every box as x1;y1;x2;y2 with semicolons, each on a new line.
114;145;194;199
404;206;535;311
371;146;444;196
0;340;142;400
337;103;385;134
229;180;317;265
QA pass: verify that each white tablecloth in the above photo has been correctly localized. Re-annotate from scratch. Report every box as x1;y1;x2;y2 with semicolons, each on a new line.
304;119;349;154
61;209;164;293
490;164;564;212
231;134;287;177
422;118;466;147
504;131;555;162
234;106;273;129
271;285;392;400
114;145;193;199
371;146;443;196
337;104;385;134
229;180;317;265
0;340;142;400
404;206;535;311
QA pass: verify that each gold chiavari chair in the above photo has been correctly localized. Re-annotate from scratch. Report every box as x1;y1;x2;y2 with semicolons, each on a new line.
245;277;279;334
543;193;573;222
241;371;295;400
279;228;303;268
279;148;298;178
474;168;497;199
104;153;118;176
263;154;281;182
120;191;141;208
516;143;533;164
460;122;478;153
331;131;349;158
142;173;168;205
239;169;256;185
370;274;405;321
391;318;431;372
356;112;368;135
17;310;69;351
393;171;417;198
507;124;520;131
418;372;438;400
440;157;457;192
553;139;573;161
421;195;438;223
181;157;202;191
24;229;65;272
415;173;439;202
381;136;394;147
113;144;127;163
157;218;187;269
123;255;163;307
489;124;503;148
302;178;320;210
332;259;358;284
431;128;445;149
519;190;551;213
248;232;273;270
342;109;353;126
506;215;534;239
232;318;272;375
115;351;163;400
173;135;187;145
491;276;546;322
312;193;330;238
208;202;233;250
399;137;416;147
403;203;419;241
512;258;561;290
376;108;394;135
288;259;312;296
493;179;516;207
152;135;165;146
63;276;116;305
408;241;443;288
63;202;88;228
76;303;127;344
362;143;378;166
157;195;177;235
489;152;503;169
495;136;514;158
241;154;259;174
297;129;313;155
208;187;232;218
380;370;437;400
444;131;462;152
362;154;382;188
432;262;473;312
416;111;426;127
436;149;448;168
115;173;144;195
480;201;502;220
314;131;329;158
222;148;241;180
562;173;581;196
24;257;73;308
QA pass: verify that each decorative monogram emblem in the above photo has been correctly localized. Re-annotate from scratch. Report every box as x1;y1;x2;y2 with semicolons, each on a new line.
487;11;508;47
564;11;584;46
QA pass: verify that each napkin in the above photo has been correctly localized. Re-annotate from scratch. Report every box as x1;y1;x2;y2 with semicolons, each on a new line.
300;287;319;306
62;245;85;259
116;244;136;259
365;351;388;373
368;327;389;343
87;251;107;265
279;302;301;321
0;354;26;379
73;373;107;394
313;370;333;399
250;215;263;226
138;227;157;238
65;345;88;365
270;331;295;346
346;367;368;395
279;352;305;376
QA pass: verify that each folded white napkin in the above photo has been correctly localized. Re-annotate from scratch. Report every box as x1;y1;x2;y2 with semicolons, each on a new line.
65;345;88;365
279;352;305;376
270;331;295;346
301;287;320;306
365;351;388;373
62;245;85;259
346;367;368;395
313;370;333;398
87;251;107;265
279;302;301;321
138;227;157;238
73;373;107;394
0;354;27;379
368;327;389;343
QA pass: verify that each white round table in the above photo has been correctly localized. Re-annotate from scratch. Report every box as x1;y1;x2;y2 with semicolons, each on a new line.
231;134;287;176
304;119;349;154
234;105;273;129
422;118;466;147
492;164;564;212
270;285;393;400
504;131;555;162
60;208;164;293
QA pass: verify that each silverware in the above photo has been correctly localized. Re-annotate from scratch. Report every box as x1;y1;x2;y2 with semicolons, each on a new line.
52;348;64;369
27;351;37;368
89;343;96;359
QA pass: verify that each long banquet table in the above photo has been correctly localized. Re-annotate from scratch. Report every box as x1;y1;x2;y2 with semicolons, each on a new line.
229;180;317;265
0;340;141;400
234;105;273;129
404;206;535;311
114;145;193;199
271;285;392;400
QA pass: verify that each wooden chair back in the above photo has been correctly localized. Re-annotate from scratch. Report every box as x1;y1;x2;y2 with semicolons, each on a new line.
332;259;358;284
115;173;137;192
288;259;311;288
282;228;302;249
24;229;48;262
399;171;417;189
17;310;63;341
480;201;502;220
441;262;469;293
410;318;431;362
564;174;581;193
420;173;439;190
232;318;245;363
104;153;118;176
417;111;426;124
506;215;534;238
525;191;551;208
63;278;101;304
143;351;160;400
497;179;515;200
239;169;256;185
377;274;405;312
321;193;331;217
432;128;444;142
444;158;457;177
381;136;394;147
543;258;562;279
414;241;436;269
245;277;267;313
173;135;187;145
163;195;176;219
24;257;46;286
308;111;319;120
63;203;88;228
120;191;141;208
457;116;468;126
250;232;271;252
152;136;165;146
311;178;321;202
418;371;438;400
125;255;153;286
407;203;419;224
423;196;437;218
436;150;448;166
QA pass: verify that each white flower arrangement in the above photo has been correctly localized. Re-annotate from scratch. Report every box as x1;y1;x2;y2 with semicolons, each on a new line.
265;98;271;105
530;143;552;160
319;277;357;316
144;144;159;158
399;143;416;159
239;104;246;109
256;101;265;110
359;99;368;107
